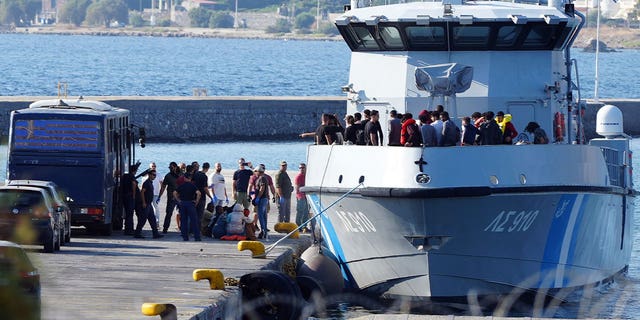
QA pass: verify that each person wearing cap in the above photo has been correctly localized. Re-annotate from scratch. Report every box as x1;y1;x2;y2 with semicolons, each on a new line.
158;161;180;233
294;163;312;232
275;160;293;223
254;165;271;239
173;172;202;241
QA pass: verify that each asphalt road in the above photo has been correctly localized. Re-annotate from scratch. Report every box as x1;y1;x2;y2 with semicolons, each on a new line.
27;220;308;320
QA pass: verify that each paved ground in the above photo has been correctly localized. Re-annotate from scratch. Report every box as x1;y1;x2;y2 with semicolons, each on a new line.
28;169;312;320
29;225;310;320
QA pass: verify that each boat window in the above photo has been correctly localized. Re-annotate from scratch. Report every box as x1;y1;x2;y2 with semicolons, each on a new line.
405;26;446;50
378;26;404;49
452;26;490;49
522;25;558;49
349;25;380;50
495;25;522;48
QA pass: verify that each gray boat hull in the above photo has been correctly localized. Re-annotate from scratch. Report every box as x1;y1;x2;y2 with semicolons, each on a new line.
307;190;633;299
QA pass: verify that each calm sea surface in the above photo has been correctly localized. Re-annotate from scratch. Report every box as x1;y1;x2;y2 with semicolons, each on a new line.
0;33;639;98
2;33;640;318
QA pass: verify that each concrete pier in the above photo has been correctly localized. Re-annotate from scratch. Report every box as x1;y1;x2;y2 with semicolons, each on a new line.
1;96;639;141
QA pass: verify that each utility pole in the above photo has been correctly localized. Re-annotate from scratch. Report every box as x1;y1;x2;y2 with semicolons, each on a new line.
234;0;239;29
316;0;320;31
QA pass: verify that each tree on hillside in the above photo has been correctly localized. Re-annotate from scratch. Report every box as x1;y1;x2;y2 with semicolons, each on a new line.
294;12;314;30
209;11;234;28
0;0;40;25
85;0;129;26
188;7;211;27
59;0;92;26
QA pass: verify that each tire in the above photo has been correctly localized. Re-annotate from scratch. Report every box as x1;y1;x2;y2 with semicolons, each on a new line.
54;228;61;251
64;220;71;243
43;228;55;253
295;275;325;302
239;270;303;320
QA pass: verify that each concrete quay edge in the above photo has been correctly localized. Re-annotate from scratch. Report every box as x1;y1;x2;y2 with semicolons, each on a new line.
191;236;312;320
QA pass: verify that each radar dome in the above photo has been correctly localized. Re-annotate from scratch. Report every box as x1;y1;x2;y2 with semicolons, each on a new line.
596;105;624;138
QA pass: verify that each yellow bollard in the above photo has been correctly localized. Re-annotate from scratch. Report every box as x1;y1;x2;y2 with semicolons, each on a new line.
274;222;300;239
237;240;266;258
141;303;177;320
193;269;225;290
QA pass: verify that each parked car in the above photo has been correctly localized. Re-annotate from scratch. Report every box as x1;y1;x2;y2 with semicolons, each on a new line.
7;180;72;244
0;240;40;319
0;186;63;253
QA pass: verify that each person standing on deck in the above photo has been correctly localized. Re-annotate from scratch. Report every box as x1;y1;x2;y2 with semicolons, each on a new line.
158;162;180;233
135;170;163;239
122;162;140;235
233;158;253;210
142;162;162;225
208;162;228;207
173;173;201;241
388;110;402;146
295;163;311;232
365;110;383;146
275;160;293;223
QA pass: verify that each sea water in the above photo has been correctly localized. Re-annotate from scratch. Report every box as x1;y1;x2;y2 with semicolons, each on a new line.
0;33;639;99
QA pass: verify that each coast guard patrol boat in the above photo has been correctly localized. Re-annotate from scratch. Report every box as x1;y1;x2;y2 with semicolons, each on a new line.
303;0;636;302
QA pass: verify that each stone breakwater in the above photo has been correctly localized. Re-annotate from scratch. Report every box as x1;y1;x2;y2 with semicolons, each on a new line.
0;96;638;141
0;96;345;142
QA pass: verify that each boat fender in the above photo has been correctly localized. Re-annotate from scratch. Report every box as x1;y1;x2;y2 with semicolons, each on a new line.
141;303;177;320
239;270;304;320
297;252;345;295
554;112;565;142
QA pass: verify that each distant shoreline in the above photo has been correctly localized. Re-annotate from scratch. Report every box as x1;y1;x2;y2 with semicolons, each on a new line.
4;25;343;42
3;25;640;48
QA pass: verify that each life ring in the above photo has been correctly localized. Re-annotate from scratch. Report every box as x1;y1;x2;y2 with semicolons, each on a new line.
554;112;565;142
239;270;304;320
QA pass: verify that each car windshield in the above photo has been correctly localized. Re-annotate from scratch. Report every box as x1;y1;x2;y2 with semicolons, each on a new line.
0;190;45;212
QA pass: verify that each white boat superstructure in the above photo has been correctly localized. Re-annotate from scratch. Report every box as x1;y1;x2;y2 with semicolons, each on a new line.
304;0;635;301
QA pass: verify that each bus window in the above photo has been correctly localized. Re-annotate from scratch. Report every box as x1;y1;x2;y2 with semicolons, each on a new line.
12;119;101;152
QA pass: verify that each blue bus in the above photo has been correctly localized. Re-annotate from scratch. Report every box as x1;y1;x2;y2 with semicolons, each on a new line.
6;98;144;235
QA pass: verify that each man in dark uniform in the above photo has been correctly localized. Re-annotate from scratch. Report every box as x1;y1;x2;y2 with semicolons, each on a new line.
121;162;140;235
173;173;202;241
158;162;180;233
191;161;211;235
135;170;163;239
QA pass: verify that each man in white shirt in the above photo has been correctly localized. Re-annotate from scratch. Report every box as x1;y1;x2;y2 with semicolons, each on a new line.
208;162;228;207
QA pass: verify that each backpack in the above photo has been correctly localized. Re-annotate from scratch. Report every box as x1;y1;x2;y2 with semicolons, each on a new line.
212;212;227;239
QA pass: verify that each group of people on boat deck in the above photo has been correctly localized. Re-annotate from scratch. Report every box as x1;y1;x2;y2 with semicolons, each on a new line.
304;105;549;147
